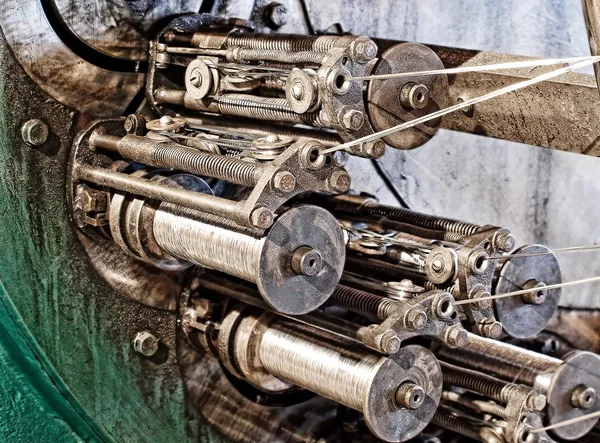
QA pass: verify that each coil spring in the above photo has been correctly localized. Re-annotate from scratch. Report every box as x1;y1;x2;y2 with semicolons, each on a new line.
153;143;260;187
432;406;481;440
234;48;326;65
381;219;467;243
345;256;426;284
226;33;349;53
364;203;481;236
440;362;511;403
217;94;323;126
332;285;396;320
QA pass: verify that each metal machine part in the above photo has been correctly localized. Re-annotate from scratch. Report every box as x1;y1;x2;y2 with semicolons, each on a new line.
5;4;596;442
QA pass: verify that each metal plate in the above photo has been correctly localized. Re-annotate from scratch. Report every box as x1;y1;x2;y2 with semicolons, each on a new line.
366;43;449;150
257;205;346;315
494;245;561;339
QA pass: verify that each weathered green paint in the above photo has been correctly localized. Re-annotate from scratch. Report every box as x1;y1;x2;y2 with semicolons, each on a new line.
0;27;225;443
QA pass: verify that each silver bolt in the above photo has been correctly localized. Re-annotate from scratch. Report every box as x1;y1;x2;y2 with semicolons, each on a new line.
133;331;159;357
478;319;503;338
395;382;426;410
290;246;323;276
265;2;288;29
494;232;516;252
21;119;49;147
189;68;203;87
571;385;596;409
352;40;378;62
250;206;274;228
378;330;401;354
470;290;492;310
526;392;547;411
404;308;428;331
365;140;386;158
265;134;280;143
328;170;351;193
431;259;444;272
342;109;364;131
273;171;296;192
445;325;469;348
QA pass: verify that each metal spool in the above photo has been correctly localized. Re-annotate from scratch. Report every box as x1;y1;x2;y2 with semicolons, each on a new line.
366;43;449;150
153;205;346;315
256;318;442;442
494;244;561;339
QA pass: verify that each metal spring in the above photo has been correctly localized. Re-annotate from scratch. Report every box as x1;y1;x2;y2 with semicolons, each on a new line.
232;48;326;65
440;362;513;404
152;143;261;187
153;203;264;282
432;406;482;440
363;203;481;236
259;75;286;90
258;319;382;411
331;285;396;320
217;93;323;126
345;255;426;284
226;33;351;53
442;391;508;419
381;219;467;243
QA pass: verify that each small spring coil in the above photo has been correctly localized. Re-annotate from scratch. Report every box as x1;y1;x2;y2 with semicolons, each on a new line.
233;48;326;65
363;203;481;236
152;143;261;187
432;406;482;440
259;75;287;90
440;362;514;403
226;33;351;53
331;285;396;320
380;219;467;243
217;94;323;126
345;256;426;285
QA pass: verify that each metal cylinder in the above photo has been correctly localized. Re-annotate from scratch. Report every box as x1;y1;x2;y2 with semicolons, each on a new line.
91;133;263;187
254;317;441;442
153;204;345;315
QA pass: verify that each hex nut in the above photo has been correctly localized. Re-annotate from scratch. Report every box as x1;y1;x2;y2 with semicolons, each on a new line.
478;320;503;338
378;330;401;354
21;119;49;146
445;325;468;348
365;140;386;158
133;331;159;357
264;2;288;29
328;170;351;193
405;308;428;331
273;171;296;192
250;207;274;228
342;109;364;131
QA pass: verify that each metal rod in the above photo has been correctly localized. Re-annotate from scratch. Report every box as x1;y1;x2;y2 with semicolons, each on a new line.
74;164;248;225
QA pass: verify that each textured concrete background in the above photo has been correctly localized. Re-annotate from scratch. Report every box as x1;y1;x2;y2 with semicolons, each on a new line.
302;0;600;308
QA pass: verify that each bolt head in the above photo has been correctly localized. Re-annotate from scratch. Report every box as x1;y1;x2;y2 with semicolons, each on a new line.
329;170;351;193
478;320;503;338
352;40;378;62
379;330;401;354
342;109;364;131
495;232;516;252
364;140;386;158
273;171;296;192
445;325;468;348
265;134;280;143
21;119;49;146
250;207;274;228
405;308;428;331
133;331;159;357
527;392;547;411
159;115;173;125
291;82;305;100
265;2;288;28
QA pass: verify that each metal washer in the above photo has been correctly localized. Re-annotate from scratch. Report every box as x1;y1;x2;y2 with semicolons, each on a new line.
494;244;561;339
257;205;346;315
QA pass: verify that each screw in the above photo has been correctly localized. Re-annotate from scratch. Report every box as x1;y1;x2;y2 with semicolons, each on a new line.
478;319;503;338
378;330;401;354
431;259;444;272
395;382;426;410
526;391;547;411
159;115;173;126
250;206;274;228
328;170;351;193
21;119;49;147
445;325;469;348
273;171;296;192
290;246;323;276
364;140;386;158
133;331;159;357
470;289;492;310
494;232;516;252
264;2;288;29
351;40;378;62
404;308;428;331
342;109;364;131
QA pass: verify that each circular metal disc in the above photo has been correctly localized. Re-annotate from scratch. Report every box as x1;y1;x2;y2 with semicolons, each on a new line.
545;351;600;440
366;43;449;150
494;244;561;339
364;345;442;442
257;205;345;315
